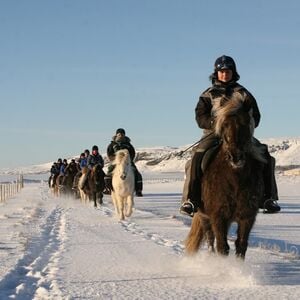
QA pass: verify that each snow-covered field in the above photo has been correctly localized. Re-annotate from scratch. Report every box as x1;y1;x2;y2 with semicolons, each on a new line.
0;172;300;299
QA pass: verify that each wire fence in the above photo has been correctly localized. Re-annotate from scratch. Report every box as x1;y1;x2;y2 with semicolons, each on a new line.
0;174;24;202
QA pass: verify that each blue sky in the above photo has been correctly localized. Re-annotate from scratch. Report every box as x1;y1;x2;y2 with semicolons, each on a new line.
0;0;299;168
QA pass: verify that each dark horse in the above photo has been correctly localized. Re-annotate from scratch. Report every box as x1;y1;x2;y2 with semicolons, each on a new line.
79;164;105;207
59;161;79;196
185;95;266;259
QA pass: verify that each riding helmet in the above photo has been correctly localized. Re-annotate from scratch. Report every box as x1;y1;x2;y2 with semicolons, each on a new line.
214;55;237;72
116;128;126;135
92;145;98;151
211;55;240;82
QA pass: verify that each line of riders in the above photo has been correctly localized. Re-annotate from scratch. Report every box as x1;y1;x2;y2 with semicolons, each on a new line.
48;128;143;197
48;55;281;216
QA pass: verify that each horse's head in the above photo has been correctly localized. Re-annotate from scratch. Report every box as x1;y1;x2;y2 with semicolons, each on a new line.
91;164;105;189
92;164;103;179
114;149;131;180
214;96;254;169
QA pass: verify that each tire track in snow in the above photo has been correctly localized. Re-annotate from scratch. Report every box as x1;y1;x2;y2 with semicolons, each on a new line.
0;205;66;299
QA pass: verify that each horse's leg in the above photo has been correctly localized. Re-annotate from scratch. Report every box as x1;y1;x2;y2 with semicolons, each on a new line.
93;192;97;208
185;212;205;254
125;194;134;217
235;217;256;259
212;217;230;256
203;219;215;252
119;197;125;220
114;194;124;220
111;192;119;216
99;192;103;205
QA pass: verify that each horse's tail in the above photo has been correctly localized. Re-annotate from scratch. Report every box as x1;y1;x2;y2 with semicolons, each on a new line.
185;212;206;255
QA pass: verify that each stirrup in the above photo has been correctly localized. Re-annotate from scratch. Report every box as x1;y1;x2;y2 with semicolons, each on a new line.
263;199;281;214
180;200;195;217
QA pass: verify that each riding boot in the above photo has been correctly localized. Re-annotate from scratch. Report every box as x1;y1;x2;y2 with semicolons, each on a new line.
133;164;143;196
260;154;280;213
180;151;204;217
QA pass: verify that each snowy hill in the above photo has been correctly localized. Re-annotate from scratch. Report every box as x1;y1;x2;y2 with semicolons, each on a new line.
1;138;300;175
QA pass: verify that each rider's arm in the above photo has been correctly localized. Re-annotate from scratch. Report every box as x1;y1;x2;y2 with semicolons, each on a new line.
247;91;261;128
107;143;116;161
195;92;214;130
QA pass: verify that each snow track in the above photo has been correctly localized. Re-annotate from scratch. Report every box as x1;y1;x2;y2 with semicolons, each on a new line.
0;187;67;299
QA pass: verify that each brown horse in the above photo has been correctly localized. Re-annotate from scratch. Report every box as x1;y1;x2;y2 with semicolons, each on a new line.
79;164;105;207
59;161;79;196
185;95;266;259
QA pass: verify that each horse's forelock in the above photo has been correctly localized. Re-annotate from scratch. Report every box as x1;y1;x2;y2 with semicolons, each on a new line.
214;96;244;136
116;149;130;164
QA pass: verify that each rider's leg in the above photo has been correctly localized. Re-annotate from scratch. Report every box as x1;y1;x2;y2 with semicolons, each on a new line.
180;134;220;217
104;164;114;191
180;151;204;217
132;164;143;196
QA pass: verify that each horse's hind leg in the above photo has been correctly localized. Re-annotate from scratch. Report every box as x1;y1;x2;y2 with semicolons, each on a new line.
204;220;215;252
235;217;256;259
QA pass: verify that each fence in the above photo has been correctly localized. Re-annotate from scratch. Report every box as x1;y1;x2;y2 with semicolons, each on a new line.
0;174;24;202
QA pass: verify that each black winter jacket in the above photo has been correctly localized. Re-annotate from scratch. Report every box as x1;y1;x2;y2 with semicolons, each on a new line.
87;153;104;169
195;80;261;135
107;136;135;161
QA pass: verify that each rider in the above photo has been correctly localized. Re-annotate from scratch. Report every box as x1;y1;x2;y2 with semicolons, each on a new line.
105;128;143;197
50;158;63;187
49;162;58;187
58;159;68;186
79;145;104;189
72;149;90;190
180;55;280;217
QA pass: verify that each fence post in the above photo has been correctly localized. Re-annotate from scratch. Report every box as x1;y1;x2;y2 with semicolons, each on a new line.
0;174;24;202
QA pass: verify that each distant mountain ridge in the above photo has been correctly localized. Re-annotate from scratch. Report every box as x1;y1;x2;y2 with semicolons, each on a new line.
1;138;300;175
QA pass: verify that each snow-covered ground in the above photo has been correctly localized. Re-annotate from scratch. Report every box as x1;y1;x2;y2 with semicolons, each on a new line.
0;172;300;299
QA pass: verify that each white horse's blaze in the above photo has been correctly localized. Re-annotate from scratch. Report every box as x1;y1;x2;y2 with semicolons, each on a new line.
111;149;135;220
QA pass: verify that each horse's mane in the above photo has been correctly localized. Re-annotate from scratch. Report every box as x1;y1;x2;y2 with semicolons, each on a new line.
214;95;251;134
114;149;130;166
214;95;266;163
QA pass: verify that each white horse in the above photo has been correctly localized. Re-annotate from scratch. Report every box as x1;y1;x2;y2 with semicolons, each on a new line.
78;167;90;205
111;149;135;220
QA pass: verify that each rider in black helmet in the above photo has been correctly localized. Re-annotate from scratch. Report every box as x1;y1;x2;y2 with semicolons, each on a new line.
79;145;105;189
180;55;280;217
105;128;143;197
